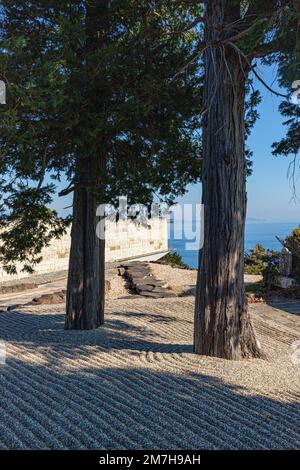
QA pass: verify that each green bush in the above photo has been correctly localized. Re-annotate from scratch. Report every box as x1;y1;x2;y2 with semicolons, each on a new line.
245;282;266;294
157;251;190;269
262;257;280;291
244;244;279;275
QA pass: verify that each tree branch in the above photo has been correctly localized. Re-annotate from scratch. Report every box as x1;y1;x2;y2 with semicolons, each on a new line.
228;41;288;99
251;40;288;58
157;14;205;37
225;18;266;44
251;66;287;98
59;181;76;197
37;142;50;190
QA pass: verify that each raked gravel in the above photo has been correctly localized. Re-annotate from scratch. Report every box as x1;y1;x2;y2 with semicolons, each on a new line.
149;263;262;296
0;295;299;449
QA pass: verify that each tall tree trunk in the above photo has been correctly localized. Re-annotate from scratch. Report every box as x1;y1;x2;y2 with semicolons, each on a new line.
65;179;105;330
65;0;108;330
194;0;262;359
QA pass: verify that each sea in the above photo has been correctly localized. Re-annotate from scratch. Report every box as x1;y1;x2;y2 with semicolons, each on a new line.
168;221;299;269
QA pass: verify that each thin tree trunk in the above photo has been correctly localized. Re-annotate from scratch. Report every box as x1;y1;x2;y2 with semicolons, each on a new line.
194;0;262;359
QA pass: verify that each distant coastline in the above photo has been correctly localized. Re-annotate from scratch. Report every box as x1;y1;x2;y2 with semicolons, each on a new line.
169;220;299;269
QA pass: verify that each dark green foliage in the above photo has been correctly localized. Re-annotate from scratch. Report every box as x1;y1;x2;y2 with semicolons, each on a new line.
273;101;300;157
156;251;190;269
244;243;279;275
245;243;267;274
245;86;262;176
0;186;71;274
270;11;300;189
245;282;266;295
272;57;300;192
0;0;202;272
226;1;300;184
262;256;280;291
0;1;75;272
0;0;269;277
0;0;298;285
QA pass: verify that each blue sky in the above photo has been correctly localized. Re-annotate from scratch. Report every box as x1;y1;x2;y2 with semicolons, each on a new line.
177;65;300;223
53;64;299;223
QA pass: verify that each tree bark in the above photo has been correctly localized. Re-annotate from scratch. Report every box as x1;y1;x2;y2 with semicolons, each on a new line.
194;0;262;359
65;180;105;330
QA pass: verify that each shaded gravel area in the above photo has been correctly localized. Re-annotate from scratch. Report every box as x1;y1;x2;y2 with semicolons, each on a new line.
0;294;299;449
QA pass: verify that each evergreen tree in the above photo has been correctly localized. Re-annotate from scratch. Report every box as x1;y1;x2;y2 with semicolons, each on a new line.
0;1;202;328
0;1;70;273
272;53;300;195
191;0;299;359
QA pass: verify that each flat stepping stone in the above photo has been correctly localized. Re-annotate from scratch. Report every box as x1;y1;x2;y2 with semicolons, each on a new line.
120;262;176;299
135;284;156;293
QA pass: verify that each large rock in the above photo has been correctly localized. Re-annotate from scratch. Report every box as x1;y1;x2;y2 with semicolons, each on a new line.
32;290;66;305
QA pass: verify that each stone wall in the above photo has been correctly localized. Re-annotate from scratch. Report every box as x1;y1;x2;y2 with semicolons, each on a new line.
0;217;168;282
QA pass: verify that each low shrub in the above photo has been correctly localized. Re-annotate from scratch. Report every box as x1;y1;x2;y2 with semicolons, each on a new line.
244;244;279;275
262;256;280;291
156;251;190;269
245;282;266;294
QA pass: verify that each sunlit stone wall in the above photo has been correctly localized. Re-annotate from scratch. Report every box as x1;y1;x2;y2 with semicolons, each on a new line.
0;217;168;282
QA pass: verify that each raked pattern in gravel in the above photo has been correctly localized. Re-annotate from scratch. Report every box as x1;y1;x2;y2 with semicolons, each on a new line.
0;296;300;449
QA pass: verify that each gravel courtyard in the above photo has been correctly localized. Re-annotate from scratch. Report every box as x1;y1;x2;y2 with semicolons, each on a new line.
0;269;299;449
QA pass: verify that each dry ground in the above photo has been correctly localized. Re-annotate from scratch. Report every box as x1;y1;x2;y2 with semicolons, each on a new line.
0;265;299;449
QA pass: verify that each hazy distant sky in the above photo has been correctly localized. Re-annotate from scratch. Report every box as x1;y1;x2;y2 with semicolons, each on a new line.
53;64;300;223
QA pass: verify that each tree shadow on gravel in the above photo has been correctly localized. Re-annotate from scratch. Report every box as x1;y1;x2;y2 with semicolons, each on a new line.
267;299;300;318
0;308;299;449
0;354;299;450
0;309;193;353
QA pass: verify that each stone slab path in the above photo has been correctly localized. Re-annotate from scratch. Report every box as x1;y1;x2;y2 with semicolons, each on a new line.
121;262;176;298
